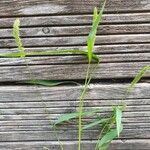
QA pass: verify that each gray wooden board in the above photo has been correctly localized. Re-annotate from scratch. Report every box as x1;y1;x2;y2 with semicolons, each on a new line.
0;140;150;150
1;105;150;115
1;117;150;127
1;99;150;109
0;44;150;54
0;129;150;142
0;83;149;101
1;13;150;28
0;85;149;120
1;34;150;47
0;53;150;66
0;62;149;81
1;24;150;38
0;0;150;16
1;123;150;132
0;0;150;149
2;112;150;121
0;84;150;135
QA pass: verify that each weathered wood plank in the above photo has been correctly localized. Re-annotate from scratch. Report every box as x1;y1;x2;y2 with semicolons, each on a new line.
0;84;149;117
1;105;150;115
0;0;149;149
1;99;150;109
1;13;150;28
1;24;150;38
0;129;150;141
0;62;149;81
0;83;149;101
1;116;150;125
1;112;150;121
0;44;150;54
1;116;150;127
1;34;150;48
0;0;150;16
0;140;150;150
2;111;150;121
0;53;150;66
1;122;150;132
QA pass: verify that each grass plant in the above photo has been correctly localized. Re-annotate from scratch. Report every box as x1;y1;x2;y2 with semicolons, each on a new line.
1;0;150;149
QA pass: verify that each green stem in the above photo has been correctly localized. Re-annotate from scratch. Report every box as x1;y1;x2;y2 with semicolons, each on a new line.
78;62;99;150
78;63;91;150
94;123;108;150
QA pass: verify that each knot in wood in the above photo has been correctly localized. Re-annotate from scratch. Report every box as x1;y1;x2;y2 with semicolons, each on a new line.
42;27;50;34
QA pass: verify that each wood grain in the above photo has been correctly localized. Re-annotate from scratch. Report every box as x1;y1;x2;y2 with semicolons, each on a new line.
1;105;150;115
0;44;150;54
0;129;150;141
1;99;150;109
0;140;150;150
0;62;149;81
1;122;150;131
0;34;150;48
2;111;150;121
0;83;149;116
0;0;150;16
0;83;149;101
1;116;150;126
0;24;150;38
1;13;150;28
0;0;150;149
0;82;149;144
0;53;150;66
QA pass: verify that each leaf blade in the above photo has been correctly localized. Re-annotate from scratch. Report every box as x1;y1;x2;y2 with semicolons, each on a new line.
98;125;123;149
87;0;106;63
55;110;99;125
82;118;109;130
115;106;123;137
127;65;150;93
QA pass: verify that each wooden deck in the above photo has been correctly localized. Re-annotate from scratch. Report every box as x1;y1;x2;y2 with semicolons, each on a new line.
0;0;150;149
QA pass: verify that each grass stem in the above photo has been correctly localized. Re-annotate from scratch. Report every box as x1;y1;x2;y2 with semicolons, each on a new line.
78;62;99;150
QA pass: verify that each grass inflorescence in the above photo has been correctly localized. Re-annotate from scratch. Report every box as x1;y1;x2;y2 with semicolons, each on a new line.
1;0;150;149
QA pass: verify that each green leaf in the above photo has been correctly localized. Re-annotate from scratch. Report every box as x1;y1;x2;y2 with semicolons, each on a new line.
98;125;123;149
0;52;22;58
97;142;111;150
55;110;99;125
82;118;109;130
13;18;25;57
87;0;106;63
127;65;150;93
115;106;123;137
0;49;100;62
22;80;79;86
